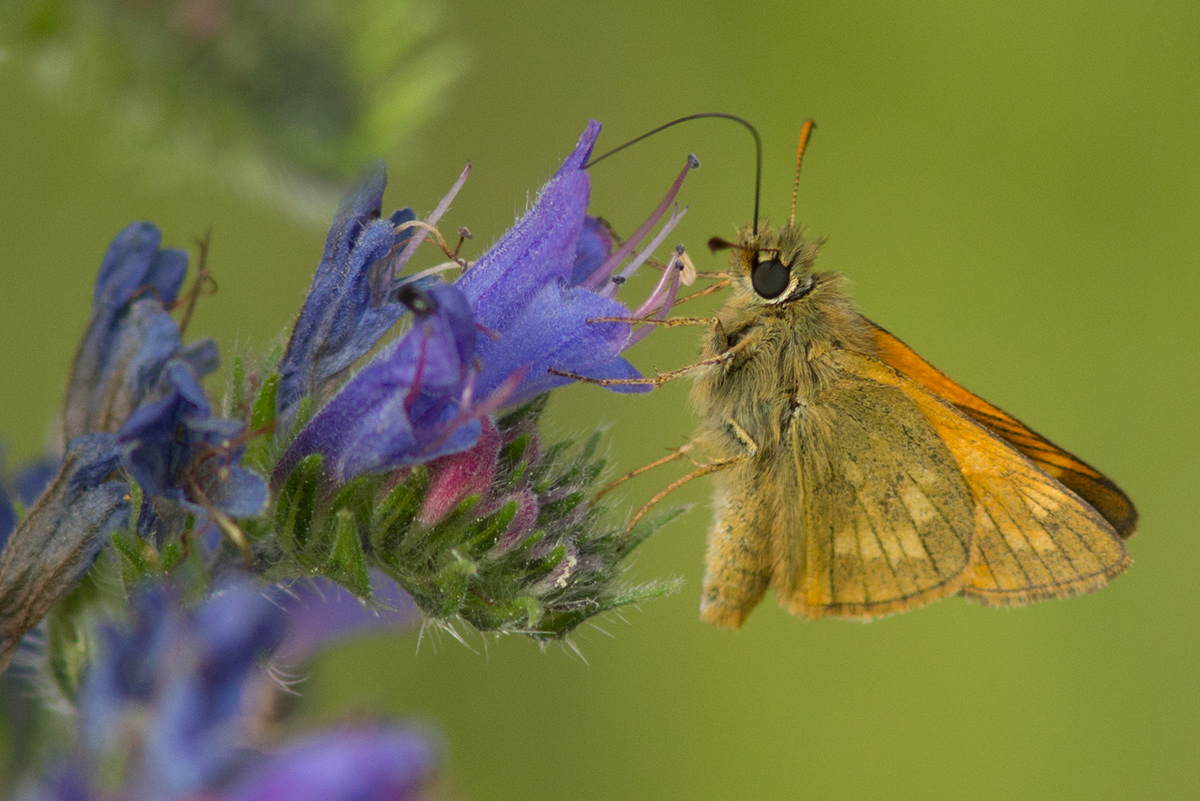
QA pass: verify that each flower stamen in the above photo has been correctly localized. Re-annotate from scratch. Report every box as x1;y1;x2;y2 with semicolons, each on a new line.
603;204;688;299
381;161;472;284
580;154;698;291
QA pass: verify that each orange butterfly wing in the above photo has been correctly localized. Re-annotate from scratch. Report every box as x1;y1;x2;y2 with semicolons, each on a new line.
866;321;1137;539
826;350;1130;609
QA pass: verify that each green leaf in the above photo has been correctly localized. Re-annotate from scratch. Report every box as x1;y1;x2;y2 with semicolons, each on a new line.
251;371;280;432
110;528;151;588
326;509;370;598
276;454;323;557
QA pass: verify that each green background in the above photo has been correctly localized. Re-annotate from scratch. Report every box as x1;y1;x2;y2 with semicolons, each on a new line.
2;1;1197;798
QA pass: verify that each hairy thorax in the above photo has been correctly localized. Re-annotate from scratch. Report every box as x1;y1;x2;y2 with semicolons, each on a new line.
689;271;877;463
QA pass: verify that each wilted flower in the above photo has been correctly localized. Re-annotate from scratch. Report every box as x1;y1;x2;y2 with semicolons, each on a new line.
119;361;267;521
0;434;130;670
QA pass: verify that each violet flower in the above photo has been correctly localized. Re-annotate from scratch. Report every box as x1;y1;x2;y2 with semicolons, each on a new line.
456;119;693;406
276;281;480;483
279;121;692;485
22;579;439;801
119;361;267;519
220;727;438;801
74;581;281;797
274;572;420;664
276;163;419;419
62;222;198;442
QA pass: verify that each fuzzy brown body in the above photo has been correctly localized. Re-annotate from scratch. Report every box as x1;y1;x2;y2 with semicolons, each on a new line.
690;222;1134;628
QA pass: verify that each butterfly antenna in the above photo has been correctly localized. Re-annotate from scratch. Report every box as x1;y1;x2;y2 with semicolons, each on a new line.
584;113;763;235
789;120;816;227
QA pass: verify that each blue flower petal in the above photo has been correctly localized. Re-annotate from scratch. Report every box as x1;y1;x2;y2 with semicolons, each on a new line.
278;284;480;483
475;279;637;404
571;215;613;285
278;164;419;416
455;123;601;332
119;361;265;518
65;224;192;441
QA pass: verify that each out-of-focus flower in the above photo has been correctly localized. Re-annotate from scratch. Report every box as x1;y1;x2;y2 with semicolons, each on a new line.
0;434;129;671
221;726;438;801
0;482;15;549
76;581;287;798
276;164;418;419
119;361;267;520
13;458;62;506
62;222;194;443
21;579;438;800
275;572;419;664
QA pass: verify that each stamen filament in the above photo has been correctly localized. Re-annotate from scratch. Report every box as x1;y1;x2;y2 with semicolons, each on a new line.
581;155;697;291
603;204;687;299
382;162;472;285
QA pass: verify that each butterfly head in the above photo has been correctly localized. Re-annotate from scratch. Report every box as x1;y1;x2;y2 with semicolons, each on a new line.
709;220;821;306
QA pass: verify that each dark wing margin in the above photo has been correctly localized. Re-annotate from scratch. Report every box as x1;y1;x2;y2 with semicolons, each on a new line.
865;320;1137;539
835;350;1130;607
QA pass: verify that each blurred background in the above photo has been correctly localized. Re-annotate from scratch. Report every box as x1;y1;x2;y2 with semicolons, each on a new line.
1;1;1197;798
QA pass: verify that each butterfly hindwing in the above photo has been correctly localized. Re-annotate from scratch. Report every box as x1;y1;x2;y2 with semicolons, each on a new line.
777;362;977;619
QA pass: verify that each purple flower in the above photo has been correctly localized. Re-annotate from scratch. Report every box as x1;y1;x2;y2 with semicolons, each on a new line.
76;581;286;799
275;122;691;484
63;223;197;442
274;573;419;664
277;164;419;418
119;361;267;519
276;281;481;483
221;727;437;801
456;119;692;406
26;579;439;801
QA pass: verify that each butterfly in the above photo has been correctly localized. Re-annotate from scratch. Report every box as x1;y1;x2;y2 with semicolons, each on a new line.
688;120;1136;627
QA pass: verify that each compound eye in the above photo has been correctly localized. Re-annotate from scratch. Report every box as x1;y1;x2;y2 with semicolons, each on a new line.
751;258;790;299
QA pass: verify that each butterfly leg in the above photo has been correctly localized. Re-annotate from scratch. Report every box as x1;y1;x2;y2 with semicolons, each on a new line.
619;452;746;550
594;442;696;501
586;315;716;328
549;334;752;388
